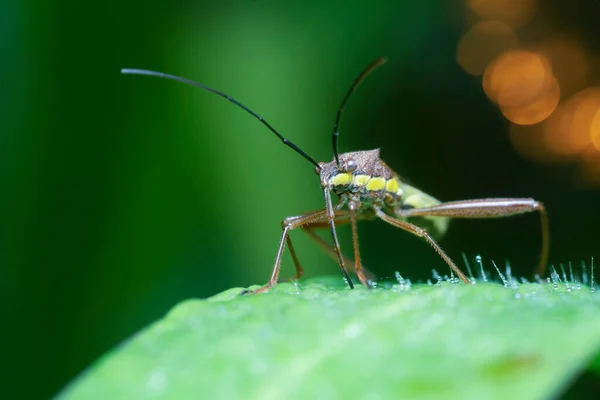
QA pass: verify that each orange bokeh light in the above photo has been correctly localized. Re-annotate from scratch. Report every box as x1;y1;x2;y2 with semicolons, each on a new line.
469;0;538;28
500;76;560;125
591;109;600;151
508;87;600;165
538;38;590;98
541;87;600;156
456;21;519;76
464;0;600;186
483;51;553;107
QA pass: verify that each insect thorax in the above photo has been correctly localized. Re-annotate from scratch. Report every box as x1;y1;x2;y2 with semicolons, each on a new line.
320;148;450;238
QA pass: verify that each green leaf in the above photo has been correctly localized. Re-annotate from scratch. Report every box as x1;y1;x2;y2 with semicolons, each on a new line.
57;276;600;400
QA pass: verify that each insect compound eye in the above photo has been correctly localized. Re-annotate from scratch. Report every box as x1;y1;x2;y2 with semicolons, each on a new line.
346;159;358;173
314;165;322;175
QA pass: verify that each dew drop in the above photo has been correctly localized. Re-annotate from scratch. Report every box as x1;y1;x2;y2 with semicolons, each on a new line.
395;271;405;285
560;264;570;291
492;260;509;287
431;269;442;285
550;265;560;291
462;252;476;282
393;271;411;292
581;260;588;286
569;262;575;285
476;254;488;282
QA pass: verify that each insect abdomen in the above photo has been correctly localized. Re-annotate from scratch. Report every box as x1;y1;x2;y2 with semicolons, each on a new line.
398;182;450;240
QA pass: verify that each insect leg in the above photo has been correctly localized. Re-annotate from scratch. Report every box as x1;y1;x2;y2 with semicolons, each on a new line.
280;209;349;280
245;197;371;294
396;198;549;277
282;211;350;282
324;187;354;289
284;234;304;281
246;209;331;294
348;203;372;288
375;209;471;284
301;215;378;283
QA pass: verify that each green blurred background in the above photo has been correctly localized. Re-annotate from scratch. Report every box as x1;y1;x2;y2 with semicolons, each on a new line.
3;0;600;398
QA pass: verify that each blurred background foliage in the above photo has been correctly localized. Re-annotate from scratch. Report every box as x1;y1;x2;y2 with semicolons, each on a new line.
3;0;600;398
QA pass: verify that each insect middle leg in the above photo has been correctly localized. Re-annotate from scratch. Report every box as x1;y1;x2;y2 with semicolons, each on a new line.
374;209;471;284
396;198;549;277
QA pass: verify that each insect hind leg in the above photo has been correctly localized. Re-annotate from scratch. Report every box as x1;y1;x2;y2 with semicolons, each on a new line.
375;209;471;284
396;198;549;277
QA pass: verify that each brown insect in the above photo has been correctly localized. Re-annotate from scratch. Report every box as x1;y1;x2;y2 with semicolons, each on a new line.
122;57;549;294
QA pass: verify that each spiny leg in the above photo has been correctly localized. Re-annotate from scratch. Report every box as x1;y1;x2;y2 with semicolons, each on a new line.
396;198;549;277
375;209;471;284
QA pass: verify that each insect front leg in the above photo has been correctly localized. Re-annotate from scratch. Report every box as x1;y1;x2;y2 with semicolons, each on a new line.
283;210;353;281
396;198;549;277
297;203;375;287
324;188;354;289
374;209;471;284
244;209;330;295
348;199;372;288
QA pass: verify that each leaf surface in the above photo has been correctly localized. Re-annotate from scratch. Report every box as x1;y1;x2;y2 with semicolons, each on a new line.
58;276;600;400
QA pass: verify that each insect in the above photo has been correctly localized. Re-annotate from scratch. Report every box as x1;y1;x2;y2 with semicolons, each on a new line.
121;57;550;294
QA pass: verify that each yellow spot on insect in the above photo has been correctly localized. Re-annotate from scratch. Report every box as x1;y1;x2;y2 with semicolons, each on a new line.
329;173;353;186
366;177;386;191
385;178;399;193
353;175;370;187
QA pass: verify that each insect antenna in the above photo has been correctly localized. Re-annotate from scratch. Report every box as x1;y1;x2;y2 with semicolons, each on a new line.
331;57;388;167
121;68;320;169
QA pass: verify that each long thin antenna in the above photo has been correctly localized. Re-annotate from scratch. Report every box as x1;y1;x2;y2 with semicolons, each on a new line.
331;57;388;167
121;68;320;169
